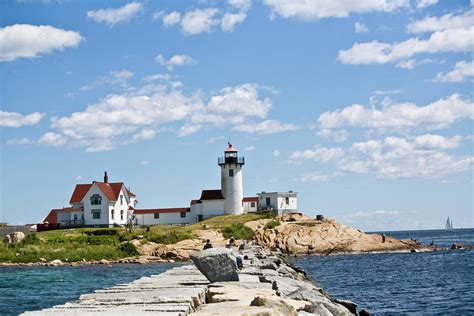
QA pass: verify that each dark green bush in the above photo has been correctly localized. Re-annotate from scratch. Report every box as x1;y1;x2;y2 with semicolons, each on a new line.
145;231;194;244
264;220;281;230
22;233;41;245
120;242;139;256
222;223;254;240
84;229;119;236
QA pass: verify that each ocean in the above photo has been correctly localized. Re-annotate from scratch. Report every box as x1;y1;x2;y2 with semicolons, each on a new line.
292;228;474;315
0;229;472;315
0;262;180;315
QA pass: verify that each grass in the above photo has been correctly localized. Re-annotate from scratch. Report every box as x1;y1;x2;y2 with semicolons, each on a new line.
1;212;272;263
264;220;281;230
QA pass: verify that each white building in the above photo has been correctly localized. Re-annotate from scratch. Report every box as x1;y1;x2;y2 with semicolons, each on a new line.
44;172;137;228
42;144;298;228
257;191;298;216
219;143;245;215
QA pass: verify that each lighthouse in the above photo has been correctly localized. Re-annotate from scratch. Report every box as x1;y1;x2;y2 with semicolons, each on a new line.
218;143;245;215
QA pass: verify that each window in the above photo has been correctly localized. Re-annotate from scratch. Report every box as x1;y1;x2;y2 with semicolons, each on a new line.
120;210;124;220
266;197;271;207
120;195;123;206
154;213;160;219
90;194;102;205
73;214;78;220
92;209;101;219
285;197;289;205
111;209;115;220
229;169;234;177
180;212;186;218
251;202;255;208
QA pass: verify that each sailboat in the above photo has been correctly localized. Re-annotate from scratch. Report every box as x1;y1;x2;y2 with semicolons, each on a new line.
445;216;453;230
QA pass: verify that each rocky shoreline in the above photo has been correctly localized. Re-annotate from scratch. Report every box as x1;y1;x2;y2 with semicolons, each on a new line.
21;246;364;316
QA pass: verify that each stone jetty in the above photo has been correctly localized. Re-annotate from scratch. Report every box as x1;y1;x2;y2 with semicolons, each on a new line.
22;246;358;316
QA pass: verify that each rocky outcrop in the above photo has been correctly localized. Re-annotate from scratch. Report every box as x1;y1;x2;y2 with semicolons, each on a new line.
246;218;423;255
3;231;26;244
191;248;239;282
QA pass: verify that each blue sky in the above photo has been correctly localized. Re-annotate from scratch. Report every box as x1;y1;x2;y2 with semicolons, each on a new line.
1;0;473;231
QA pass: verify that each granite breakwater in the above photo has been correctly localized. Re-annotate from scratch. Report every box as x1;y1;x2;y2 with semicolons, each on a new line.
22;246;361;316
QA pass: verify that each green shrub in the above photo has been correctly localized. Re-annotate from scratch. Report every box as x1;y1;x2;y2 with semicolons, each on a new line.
84;229;119;236
145;231;194;244
261;211;277;219
22;233;41;245
222;223;255;240
264;220;281;230
120;242;139;256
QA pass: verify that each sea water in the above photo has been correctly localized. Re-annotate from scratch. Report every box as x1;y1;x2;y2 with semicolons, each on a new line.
0;262;180;315
292;228;474;314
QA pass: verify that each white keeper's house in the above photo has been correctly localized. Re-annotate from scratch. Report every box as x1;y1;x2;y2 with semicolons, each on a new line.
42;143;297;228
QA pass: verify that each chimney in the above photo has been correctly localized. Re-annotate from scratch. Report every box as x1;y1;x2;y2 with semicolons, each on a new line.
104;171;108;183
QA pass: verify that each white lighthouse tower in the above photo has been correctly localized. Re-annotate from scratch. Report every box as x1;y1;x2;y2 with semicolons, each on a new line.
218;143;245;215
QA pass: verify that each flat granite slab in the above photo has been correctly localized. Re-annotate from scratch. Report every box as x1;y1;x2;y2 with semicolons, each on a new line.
21;266;208;316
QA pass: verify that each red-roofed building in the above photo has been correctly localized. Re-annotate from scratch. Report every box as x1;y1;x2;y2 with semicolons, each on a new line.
44;172;137;227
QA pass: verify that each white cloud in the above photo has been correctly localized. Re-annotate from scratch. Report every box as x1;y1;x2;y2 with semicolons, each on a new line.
229;0;251;11
79;69;134;91
26;82;288;151
415;0;438;9
355;22;368;33
338;26;474;66
354;209;401;217
317;129;349;142
207;136;225;144
162;11;181;27
87;2;143;26
152;10;164;21
38;132;68;147
155;54;195;70
263;0;409;21
140;160;151;166
407;10;474;34
0;111;45;127
433;60;474;83
142;74;172;82
272;149;280;157
297;172;333;182
221;12;247;32
244;145;255;151
181;8;220;35
0;24;83;62
414;134;461;150
74;175;83;180
289;146;344;164
347;136;473;179
318;94;473;130
234;119;299;134
293;135;473;180
6;137;34;145
396;59;416;69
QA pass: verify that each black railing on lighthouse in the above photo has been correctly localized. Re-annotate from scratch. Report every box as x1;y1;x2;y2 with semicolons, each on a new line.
218;156;245;165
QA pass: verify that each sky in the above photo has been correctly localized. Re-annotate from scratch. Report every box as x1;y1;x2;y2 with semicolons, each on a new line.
0;0;473;231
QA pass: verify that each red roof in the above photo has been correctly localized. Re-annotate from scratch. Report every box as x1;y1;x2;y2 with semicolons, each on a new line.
200;190;225;200
43;210;57;223
52;207;83;212
225;142;238;152
243;197;258;203
69;184;92;204
133;207;190;214
69;182;134;204
190;199;202;205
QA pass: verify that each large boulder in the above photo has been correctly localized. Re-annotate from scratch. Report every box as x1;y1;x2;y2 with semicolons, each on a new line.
3;232;26;244
191;248;239;283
